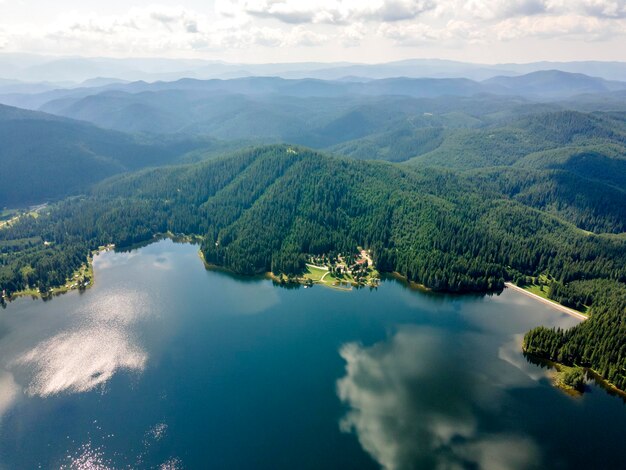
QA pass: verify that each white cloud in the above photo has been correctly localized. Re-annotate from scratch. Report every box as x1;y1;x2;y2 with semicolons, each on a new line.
438;0;626;20
439;0;548;21
341;23;367;46
563;0;626;18
0;5;333;55
1;1;626;60
37;6;212;54
494;13;625;40
375;1;626;46
213;24;329;49
216;0;437;24
378;19;487;45
285;25;329;46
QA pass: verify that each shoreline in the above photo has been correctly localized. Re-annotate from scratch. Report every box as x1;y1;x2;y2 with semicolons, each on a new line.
1;244;114;303
389;272;432;292
199;251;375;291
525;352;626;400
3;238;593;315
505;282;588;321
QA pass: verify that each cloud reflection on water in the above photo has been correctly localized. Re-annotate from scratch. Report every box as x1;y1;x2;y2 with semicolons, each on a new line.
8;289;151;398
337;326;542;470
0;370;20;418
15;326;146;396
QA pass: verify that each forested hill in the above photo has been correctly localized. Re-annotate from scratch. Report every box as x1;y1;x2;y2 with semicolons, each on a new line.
2;144;625;389
403;110;626;169
2;144;625;293
0;104;219;206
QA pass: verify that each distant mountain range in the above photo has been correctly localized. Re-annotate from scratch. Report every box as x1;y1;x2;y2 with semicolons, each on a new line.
2;67;626;211
2;76;625;214
484;70;626;98
1;71;625;118
3;54;626;84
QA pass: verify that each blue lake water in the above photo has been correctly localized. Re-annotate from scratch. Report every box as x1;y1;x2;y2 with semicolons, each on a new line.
0;239;624;469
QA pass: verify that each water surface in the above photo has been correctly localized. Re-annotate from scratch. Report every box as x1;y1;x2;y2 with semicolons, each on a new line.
0;240;624;469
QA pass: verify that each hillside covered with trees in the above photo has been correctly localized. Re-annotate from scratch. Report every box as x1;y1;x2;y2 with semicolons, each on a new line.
0;104;227;206
524;281;626;391
2;145;625;292
1;86;625;393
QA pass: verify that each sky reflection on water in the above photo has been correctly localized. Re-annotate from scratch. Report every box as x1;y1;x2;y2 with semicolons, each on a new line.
0;259;158;429
3;288;151;400
0;240;624;470
337;326;542;470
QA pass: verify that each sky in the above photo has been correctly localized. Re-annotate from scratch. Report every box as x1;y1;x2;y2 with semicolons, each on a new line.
0;0;625;64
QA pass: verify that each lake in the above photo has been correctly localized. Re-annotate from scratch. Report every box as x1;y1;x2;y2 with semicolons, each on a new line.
0;239;624;469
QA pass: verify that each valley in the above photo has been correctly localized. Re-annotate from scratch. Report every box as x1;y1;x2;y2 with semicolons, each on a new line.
3;0;626;463
1;58;626;469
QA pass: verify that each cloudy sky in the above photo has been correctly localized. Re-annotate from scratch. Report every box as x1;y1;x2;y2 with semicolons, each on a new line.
1;0;625;63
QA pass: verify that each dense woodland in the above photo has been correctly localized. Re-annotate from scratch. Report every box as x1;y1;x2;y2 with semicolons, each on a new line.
1;80;626;391
2;144;626;293
524;281;626;391
0;104;236;205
